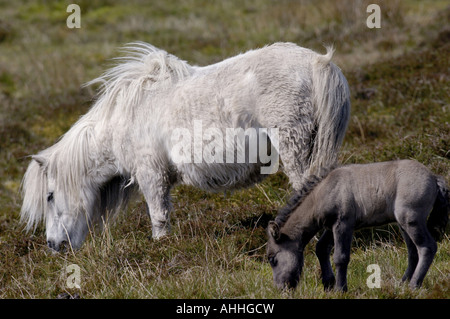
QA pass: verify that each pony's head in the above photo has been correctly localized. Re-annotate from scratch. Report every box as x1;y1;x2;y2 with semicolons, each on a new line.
266;221;303;290
20;154;95;252
21;144;134;252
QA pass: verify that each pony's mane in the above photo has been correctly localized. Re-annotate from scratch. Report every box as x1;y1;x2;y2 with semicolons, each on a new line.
20;159;47;231
275;166;335;227
20;121;96;231
84;41;194;119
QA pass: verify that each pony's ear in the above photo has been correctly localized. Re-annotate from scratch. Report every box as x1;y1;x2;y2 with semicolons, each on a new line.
268;221;281;241
32;155;48;170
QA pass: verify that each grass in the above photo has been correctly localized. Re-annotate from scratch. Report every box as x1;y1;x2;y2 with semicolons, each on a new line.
0;0;449;299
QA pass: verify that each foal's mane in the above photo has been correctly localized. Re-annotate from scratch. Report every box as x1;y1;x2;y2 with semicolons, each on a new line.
275;166;334;227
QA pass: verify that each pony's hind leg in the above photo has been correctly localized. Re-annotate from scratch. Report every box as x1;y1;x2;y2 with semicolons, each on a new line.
399;227;419;282
399;216;437;288
277;121;314;191
315;229;335;290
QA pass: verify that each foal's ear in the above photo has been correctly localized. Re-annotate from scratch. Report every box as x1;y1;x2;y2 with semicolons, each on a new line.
268;221;281;241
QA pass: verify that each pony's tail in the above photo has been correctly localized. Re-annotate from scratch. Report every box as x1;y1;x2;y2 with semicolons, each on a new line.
427;175;449;242
307;46;350;177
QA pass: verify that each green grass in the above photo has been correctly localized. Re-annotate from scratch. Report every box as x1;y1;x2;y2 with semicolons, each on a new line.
0;0;449;299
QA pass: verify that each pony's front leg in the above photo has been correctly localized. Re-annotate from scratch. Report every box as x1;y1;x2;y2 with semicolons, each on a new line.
137;170;172;239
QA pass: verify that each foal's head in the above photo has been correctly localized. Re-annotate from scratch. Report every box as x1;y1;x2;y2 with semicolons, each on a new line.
266;221;303;290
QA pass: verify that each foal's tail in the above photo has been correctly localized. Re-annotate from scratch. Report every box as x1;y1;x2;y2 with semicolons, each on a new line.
307;47;350;177
427;175;449;242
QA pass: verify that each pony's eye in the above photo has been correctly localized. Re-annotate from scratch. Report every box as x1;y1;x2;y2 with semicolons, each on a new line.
268;256;277;267
47;192;54;202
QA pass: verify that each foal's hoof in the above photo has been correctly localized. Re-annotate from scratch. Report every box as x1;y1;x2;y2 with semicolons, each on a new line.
335;285;348;293
322;278;336;291
408;281;423;289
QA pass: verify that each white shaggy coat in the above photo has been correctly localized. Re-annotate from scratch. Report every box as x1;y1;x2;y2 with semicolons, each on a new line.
20;42;350;251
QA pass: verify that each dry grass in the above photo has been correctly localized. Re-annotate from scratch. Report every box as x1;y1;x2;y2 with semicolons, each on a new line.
0;0;449;299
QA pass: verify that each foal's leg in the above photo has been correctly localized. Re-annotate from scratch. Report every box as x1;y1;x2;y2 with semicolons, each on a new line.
136;169;172;239
399;227;419;282
315;229;335;290
332;222;354;292
402;223;437;288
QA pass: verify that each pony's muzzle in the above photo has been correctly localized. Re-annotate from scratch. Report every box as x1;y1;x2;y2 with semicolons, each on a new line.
47;240;57;251
47;239;68;252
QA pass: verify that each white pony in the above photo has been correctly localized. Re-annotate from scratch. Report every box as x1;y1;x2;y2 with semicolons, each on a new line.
20;42;350;251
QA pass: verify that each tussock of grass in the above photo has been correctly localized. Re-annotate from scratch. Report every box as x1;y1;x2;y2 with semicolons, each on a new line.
0;0;448;299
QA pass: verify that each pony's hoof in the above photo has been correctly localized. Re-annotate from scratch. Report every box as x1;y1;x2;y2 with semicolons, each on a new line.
151;226;171;240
